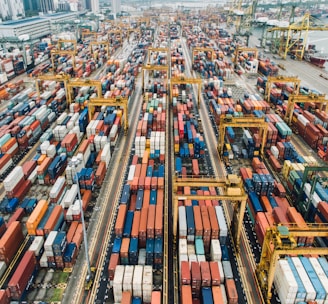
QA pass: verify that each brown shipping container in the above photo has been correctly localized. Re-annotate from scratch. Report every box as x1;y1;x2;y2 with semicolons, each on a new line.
0;289;10;304
147;204;156;239
225;278;238;304
0;221;24;265
139;207;148;247
207;206;219;239
209;261;221;286
115;204;127;237
82;190;92;211
193;206;203;237
212;286;224;304
44;205;63;235
181;285;193;304
131;210;141;239
6;208;25;228
151;291;161;304
108;253;120;281
191;261;201;297
26;200;48;235
200;261;211;287
121;291;132;304
155;203;163;237
181;261;191;285
66;221;79;243
8;251;36;300
201;206;211;237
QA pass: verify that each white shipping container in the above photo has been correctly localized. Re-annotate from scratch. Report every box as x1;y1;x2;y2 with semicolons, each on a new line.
138;249;146;265
142;266;153;303
123;265;134;292
133;265;143;298
188;254;197;266
44;231;58;253
29;236;44;256
178;206;187;237
187;244;195;256
50;176;66;199
28;167;38;184
113;265;125;303
215;206;228;238
0;261;7;278
127;165;136;181
3;166;24;192
40;251;48;268
179;239;188;256
218;261;224;284
309;258;328;302
0;158;13;175
197;255;206;262
220;284;228;304
210;239;222;261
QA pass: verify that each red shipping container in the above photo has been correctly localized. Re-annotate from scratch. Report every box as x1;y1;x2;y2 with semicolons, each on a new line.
191;261;201;297
0;289;9;304
181;261;191;285
67;221;78;243
22;160;37;178
6;208;25;228
72;224;83;248
200;261;211;287
0;221;24;264
225;278;238;304
209;262;220;286
108;253;120;281
8;251;36;300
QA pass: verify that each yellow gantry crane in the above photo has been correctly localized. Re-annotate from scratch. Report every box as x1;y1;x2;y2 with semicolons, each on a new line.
142;64;169;91
172;175;248;249
57;39;77;51
170;76;202;107
285;93;327;125
89;41;110;58
66;79;102;105
256;224;328;304
218;116;268;157
147;47;170;65
267;13;328;59
81;30;104;40
233;46;259;68
51;49;77;74
192;47;216;65
108;30;123;47
35;73;70;97
89;97;129;134
264;75;300;103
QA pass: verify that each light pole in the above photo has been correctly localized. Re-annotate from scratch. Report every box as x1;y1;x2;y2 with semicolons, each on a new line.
69;159;92;283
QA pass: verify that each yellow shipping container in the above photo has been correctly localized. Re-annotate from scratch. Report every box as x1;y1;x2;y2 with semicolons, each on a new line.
37;154;46;165
26;200;48;235
174;144;179;153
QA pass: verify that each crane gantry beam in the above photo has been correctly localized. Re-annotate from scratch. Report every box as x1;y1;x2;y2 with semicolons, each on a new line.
89;97;129;133
57;39;77;51
285;93;327;125
51;49;77;74
66;79;102;105
89;41;110;58
192;47;216;65
147;47;170;65
233;46;259;68
256;224;328;304
267;13;328;59
218;116;268;157
264;76;301;103
35;74;70;98
142;64;169;91
170;77;202;107
172;175;247;250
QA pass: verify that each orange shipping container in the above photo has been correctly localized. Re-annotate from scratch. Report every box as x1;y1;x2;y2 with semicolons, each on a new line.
139;207;148;247
26;200;48;235
212;286;224;304
155;204;163;237
181;285;193;304
193;206;203;237
146;205;156;239
121;291;132;304
72;224;83;248
120;237;130;259
207;206;219;238
151;291;161;304
44;205;63;235
115;204;127;237
225;279;238;304
66;221;79;243
37;157;52;175
131;210;141;238
209;262;221;286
